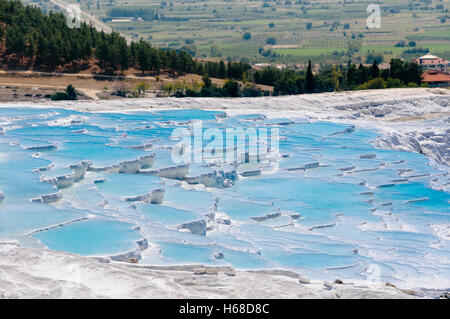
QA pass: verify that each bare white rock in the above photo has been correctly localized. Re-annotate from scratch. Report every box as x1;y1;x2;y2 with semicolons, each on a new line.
0;242;438;299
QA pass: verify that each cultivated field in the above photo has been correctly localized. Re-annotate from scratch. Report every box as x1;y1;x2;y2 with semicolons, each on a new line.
22;0;450;66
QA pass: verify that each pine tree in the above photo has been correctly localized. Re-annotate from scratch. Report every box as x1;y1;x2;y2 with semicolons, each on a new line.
129;41;137;65
118;38;129;74
137;40;150;74
95;39;110;72
6;25;26;60
149;49;160;73
0;24;5;50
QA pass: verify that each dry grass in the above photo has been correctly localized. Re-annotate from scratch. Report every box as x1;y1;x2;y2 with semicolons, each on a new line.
0;71;273;102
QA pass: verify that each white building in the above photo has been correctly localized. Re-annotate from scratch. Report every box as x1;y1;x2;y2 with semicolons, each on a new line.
414;54;450;71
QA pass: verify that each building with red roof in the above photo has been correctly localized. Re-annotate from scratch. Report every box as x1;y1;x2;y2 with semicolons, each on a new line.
422;70;450;87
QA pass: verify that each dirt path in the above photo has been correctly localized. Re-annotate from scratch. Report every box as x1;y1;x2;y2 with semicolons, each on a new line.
0;70;274;101
0;81;101;100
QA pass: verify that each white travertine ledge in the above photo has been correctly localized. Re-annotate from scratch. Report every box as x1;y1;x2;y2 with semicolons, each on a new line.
0;242;446;299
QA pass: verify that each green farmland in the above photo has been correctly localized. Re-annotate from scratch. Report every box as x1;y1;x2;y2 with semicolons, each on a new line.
25;0;450;66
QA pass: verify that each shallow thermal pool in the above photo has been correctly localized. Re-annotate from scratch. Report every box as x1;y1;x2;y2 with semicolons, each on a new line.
0;106;448;287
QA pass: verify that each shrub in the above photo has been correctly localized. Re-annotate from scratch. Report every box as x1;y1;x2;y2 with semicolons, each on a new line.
51;92;71;101
135;82;150;95
66;85;78;100
266;37;277;45
243;32;252;41
51;85;78;101
113;82;130;97
356;77;387;90
242;85;263;97
386;78;403;88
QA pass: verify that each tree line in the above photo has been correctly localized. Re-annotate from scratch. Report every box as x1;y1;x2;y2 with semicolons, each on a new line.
168;58;424;98
0;0;425;98
0;0;250;80
252;59;424;96
170;76;267;98
106;7;160;21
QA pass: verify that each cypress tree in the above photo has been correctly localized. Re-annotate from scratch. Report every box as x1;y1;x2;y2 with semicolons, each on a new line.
347;63;358;88
306;60;314;93
370;60;380;79
358;64;368;84
218;61;226;78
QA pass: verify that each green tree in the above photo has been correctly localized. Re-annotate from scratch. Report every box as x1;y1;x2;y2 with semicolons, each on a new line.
51;84;78;100
347;63;358;88
389;59;405;81
331;66;340;91
137;40;151;73
135;82;150;95
95;39;110;73
202;75;212;89
118;38;130;74
66;84;78;100
370;60;380;79
218;61;226;79
357;78;386;90
266;37;277;45
223;79;240;97
357;64;369;84
404;62;422;85
306;60;314;93
0;24;5;50
347;40;362;57
5;25;26;61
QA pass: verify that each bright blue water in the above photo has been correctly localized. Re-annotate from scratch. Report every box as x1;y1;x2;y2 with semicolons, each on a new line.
139;204;201;226
33;218;141;256
96;174;162;197
0;107;448;285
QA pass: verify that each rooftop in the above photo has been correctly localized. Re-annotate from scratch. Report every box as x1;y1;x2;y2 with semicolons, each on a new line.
422;71;450;83
419;54;440;60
